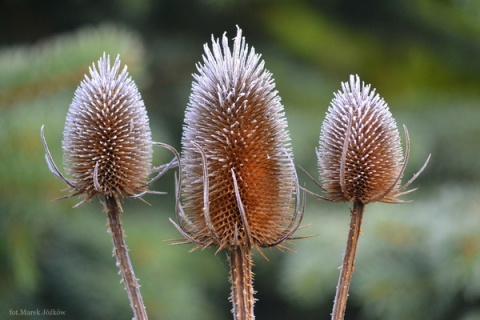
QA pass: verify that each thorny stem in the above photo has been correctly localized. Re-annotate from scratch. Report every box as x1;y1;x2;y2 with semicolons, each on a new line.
229;246;255;320
105;196;148;320
331;200;365;320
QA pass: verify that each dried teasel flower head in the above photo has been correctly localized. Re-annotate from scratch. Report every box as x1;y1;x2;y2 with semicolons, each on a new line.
317;75;430;204
41;53;154;206
173;26;303;251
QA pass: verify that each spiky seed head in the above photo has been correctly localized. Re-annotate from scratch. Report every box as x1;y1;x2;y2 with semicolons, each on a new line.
62;53;152;202
317;75;404;204
180;27;298;250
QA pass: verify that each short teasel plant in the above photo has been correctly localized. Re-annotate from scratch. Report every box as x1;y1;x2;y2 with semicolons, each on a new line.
172;27;304;320
41;53;172;320
312;75;430;320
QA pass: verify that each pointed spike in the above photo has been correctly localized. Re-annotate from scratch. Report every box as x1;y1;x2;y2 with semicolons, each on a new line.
398;153;431;193
370;124;411;203
298;164;327;193
192;142;221;246
339;111;353;198
169;218;201;245
231;168;253;248
93;161;102;192
40;125;76;189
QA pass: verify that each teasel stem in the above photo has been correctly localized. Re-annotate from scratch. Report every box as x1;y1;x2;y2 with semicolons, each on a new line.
173;26;304;320
331;200;364;320
229;246;255;320
313;75;430;319
105;196;148;320
40;53;165;319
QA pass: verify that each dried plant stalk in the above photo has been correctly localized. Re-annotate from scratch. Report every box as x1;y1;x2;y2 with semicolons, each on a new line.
172;27;303;320
315;75;430;320
229;247;255;320
331;200;364;320
106;196;148;320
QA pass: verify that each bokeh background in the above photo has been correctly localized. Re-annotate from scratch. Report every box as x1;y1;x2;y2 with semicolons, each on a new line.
1;0;480;319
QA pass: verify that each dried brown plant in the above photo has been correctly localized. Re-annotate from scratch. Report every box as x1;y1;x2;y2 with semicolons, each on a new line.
314;75;430;320
41;54;173;320
171;27;304;320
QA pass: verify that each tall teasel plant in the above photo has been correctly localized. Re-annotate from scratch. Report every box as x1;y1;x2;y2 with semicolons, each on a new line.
41;53;173;320
312;75;430;320
172;27;304;320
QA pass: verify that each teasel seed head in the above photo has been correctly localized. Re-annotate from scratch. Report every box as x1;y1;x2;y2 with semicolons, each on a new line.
41;53;153;206
173;26;303;251
317;75;430;204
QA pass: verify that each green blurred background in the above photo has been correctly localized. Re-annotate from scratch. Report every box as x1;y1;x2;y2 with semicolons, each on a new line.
1;0;479;319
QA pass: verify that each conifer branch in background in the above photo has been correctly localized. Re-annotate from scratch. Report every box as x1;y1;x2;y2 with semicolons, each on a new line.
172;26;304;320
1;24;143;108
314;75;430;320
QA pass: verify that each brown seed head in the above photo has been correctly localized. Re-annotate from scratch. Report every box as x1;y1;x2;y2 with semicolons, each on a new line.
62;53;152;203
317;75;407;204
176;27;301;250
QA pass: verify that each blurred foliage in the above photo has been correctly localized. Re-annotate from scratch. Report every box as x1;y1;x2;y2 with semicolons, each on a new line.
1;0;480;319
0;24;145;108
282;186;480;320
